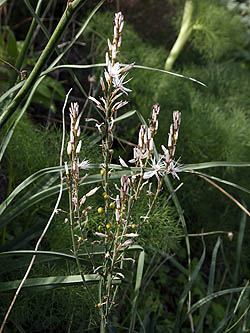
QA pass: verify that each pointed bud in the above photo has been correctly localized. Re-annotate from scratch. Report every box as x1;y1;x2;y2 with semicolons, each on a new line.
107;38;112;52
65;161;69;176
76;140;82;155
119;156;128;167
100;77;105;92
116;208;120;222
104;70;111;85
67;142;72;157
149;138;154;152
86;186;100;197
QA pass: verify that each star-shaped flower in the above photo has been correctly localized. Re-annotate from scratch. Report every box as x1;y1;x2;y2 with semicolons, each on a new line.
143;157;165;181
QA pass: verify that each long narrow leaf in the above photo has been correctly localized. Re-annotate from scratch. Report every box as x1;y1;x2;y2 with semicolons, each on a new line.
183;286;250;322
0;245;143;290
196;237;222;331
129;248;145;333
113;110;137;123
234;209;247;286
181;161;250;171
0;244;143;260
0;249;76;261
0;171;130;227
0;162;145;228
42;63;206;87
174;240;206;331
0;71;51;162
0;80;24;106
185;170;250;195
225;303;250;333
0;166;63;217
0;274;121;292
24;0;51;40
0;0;84;128
224;212;248;329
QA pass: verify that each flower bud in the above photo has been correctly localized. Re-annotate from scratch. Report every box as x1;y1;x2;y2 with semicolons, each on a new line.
64;161;69;176
67;142;72;157
76;140;82;155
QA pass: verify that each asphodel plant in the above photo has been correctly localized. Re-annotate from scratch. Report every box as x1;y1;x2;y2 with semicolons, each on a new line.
64;12;182;331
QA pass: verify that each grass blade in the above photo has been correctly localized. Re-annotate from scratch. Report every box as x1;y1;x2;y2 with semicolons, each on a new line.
173;240;206;331
196;237;222;331
0;166;63;217
129;247;145;333
184;286;250;321
234;209;247;286
0;274;122;292
0;249;76;261
181;161;250;171
0;81;24;105
185;170;250;195
113;110;137;123
43;63;206;87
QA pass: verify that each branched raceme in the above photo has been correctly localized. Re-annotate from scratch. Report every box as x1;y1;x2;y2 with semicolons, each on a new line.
63;11;182;325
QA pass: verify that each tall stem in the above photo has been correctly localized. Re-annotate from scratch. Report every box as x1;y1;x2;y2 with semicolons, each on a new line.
164;0;194;71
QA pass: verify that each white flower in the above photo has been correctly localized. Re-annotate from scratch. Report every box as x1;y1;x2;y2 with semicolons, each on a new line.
112;73;132;95
78;159;90;169
129;147;147;164
104;70;111;85
143;157;165;181
167;160;181;180
108;62;121;78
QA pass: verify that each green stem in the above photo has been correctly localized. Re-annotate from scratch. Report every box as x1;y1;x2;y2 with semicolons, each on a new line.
164;0;194;71
68;182;96;306
106;221;121;314
9;0;43;87
0;0;85;129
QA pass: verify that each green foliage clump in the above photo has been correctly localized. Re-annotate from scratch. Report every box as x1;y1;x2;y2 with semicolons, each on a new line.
1;286;98;332
5;115;61;184
192;0;246;61
134;192;181;253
